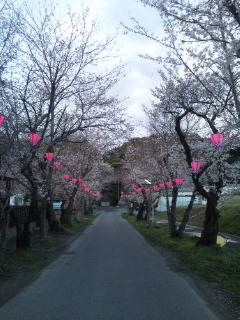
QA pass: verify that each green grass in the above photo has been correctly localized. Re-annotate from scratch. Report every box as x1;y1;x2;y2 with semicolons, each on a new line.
1;249;47;279
155;199;240;237
122;213;240;303
62;214;98;233
32;236;61;247
218;202;240;235
1;214;98;280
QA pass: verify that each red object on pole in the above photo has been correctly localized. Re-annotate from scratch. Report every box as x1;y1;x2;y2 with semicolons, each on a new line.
45;153;54;162
29;133;41;146
63;175;70;181
54;162;61;169
175;178;183;187
0;114;4;127
210;133;224;150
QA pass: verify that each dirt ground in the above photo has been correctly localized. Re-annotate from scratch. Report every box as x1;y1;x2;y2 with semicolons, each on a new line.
0;231;240;320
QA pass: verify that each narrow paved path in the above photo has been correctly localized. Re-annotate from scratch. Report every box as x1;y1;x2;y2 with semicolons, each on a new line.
0;206;220;320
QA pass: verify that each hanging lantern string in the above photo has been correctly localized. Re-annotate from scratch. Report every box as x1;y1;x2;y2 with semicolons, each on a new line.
63;175;100;197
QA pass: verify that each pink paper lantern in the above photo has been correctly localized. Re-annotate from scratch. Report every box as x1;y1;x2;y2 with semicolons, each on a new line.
72;179;77;184
137;187;142;192
45;152;54;162
159;183;165;190
153;185;159;192
78;179;83;183
166;182;172;189
191;161;201;174
175;178;183;187
0;114;4;127
145;189;150;193
191;161;201;179
54;162;61;170
63;175;70;181
210;133;224;150
29;133;40;146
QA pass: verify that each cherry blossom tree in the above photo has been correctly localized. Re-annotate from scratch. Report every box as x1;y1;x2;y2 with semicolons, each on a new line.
146;69;240;245
0;0;128;249
123;0;240;245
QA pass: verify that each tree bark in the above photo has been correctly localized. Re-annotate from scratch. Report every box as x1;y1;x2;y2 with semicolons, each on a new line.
10;207;31;249
169;186;178;238
15;190;39;249
136;201;146;220
39;197;48;239
0;202;9;266
60;185;79;224
165;190;171;229
175;111;221;246
176;189;197;238
196;190;219;246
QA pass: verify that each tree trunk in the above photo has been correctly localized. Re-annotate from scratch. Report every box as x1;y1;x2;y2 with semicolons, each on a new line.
15;221;30;249
60;186;78;224
165;190;171;229
39;197;48;239
176;189;197;238
196;191;219;246
129;201;134;216
0;204;9;266
46;164;59;231
14;191;39;249
46;201;60;231
136;202;146;220
170;186;178;237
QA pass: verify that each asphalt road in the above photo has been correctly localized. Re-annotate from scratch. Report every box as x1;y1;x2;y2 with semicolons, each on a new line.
0;206;220;320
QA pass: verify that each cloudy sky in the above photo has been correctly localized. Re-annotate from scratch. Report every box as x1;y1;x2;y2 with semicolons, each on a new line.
63;0;164;137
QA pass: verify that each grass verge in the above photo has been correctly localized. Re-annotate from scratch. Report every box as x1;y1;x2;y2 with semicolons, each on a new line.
122;213;240;303
155;200;240;237
62;214;98;233
0;214;98;281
